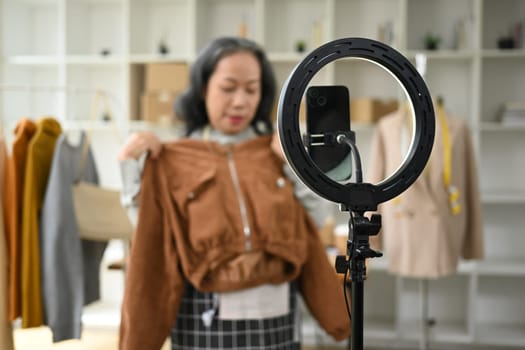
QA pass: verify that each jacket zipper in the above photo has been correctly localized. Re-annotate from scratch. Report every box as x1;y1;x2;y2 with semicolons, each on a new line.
226;150;251;252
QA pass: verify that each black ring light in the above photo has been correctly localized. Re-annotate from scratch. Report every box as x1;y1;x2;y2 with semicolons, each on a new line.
277;37;435;212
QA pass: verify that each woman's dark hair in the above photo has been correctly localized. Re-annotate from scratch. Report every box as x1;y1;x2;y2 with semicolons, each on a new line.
175;37;276;136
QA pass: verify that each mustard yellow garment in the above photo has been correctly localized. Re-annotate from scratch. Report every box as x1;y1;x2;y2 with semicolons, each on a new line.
0;136;14;349
20;117;62;328
3;118;37;321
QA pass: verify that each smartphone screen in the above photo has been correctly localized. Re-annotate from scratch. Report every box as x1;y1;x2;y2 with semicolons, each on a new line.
306;85;353;182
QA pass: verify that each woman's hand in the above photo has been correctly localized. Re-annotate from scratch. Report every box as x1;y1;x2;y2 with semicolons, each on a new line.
117;131;162;161
271;132;285;161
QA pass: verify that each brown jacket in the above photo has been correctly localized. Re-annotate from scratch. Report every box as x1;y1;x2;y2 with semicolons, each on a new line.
3;118;37;321
120;136;350;349
368;110;484;278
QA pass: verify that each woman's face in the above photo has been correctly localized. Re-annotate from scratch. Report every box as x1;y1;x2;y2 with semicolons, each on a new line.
205;51;261;134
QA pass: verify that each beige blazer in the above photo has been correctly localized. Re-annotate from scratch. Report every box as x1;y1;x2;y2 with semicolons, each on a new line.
367;109;484;278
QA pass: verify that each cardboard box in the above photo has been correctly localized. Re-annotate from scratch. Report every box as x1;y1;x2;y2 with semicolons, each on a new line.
141;91;179;123
350;98;398;124
145;63;189;93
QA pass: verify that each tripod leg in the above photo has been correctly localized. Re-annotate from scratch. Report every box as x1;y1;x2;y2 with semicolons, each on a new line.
351;279;364;350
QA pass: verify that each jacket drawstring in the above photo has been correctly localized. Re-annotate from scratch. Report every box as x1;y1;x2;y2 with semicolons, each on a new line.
201;293;219;327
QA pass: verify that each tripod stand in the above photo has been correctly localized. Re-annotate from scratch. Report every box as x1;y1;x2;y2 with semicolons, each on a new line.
330;132;383;350
335;208;382;350
276;36;436;350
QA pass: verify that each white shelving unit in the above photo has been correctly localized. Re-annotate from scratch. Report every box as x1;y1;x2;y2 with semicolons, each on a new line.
2;0;524;349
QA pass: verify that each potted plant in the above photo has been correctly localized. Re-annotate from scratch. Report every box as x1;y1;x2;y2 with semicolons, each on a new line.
424;32;441;50
295;39;306;53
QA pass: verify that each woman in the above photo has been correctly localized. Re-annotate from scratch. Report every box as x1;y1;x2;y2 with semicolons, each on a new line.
118;37;350;350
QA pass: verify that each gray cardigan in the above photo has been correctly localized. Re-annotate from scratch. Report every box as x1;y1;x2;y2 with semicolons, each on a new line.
40;132;107;342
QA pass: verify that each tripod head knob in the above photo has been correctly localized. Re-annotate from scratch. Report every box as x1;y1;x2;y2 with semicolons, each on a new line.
351;214;381;237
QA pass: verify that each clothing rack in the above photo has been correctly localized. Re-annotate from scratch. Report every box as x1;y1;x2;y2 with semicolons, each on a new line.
0;83;130;269
0;84;120;101
0;84;126;143
0;84;124;125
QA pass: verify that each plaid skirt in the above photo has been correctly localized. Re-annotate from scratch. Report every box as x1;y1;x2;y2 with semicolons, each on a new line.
171;282;301;349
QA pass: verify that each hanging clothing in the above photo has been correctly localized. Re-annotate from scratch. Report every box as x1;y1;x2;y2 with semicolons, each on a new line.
119;133;350;350
40;132;107;342
3;118;37;321
0;136;14;350
367;108;484;278
20;117;62;328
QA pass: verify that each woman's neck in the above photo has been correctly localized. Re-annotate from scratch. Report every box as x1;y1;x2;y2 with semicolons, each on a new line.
193;125;257;145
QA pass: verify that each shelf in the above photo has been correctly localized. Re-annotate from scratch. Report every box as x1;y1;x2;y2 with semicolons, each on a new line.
474;259;525;277
482;190;525;204
129;0;191;57
475;324;525;347
334;0;400;48
65;55;126;65
65;0;124;56
482;0;525;52
399;320;471;344
7;0;58;4
479;122;525;132
404;50;475;60
1;0;60;56
3;55;62;65
129;54;191;64
363;320;397;340
195;0;257;51
264;0;328;54
481;49;525;59
267;52;306;63
406;0;475;53
476;275;525;347
480;59;525;125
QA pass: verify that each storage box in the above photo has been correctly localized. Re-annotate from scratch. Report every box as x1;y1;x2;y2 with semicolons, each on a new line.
141;91;179;123
350;98;398;124
145;63;189;92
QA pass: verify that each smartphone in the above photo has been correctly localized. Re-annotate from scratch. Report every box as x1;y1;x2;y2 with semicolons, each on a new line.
305;85;352;182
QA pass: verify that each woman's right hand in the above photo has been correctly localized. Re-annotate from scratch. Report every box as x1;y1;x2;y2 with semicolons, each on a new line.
117;131;162;161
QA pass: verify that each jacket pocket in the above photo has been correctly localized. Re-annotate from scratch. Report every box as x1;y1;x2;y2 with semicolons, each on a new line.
248;169;297;241
171;167;231;251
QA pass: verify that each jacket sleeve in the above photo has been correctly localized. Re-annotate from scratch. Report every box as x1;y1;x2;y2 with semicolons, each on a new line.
461;125;484;259
299;213;351;341
283;163;331;228
40;142;83;341
119;156;185;350
119;154;147;227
